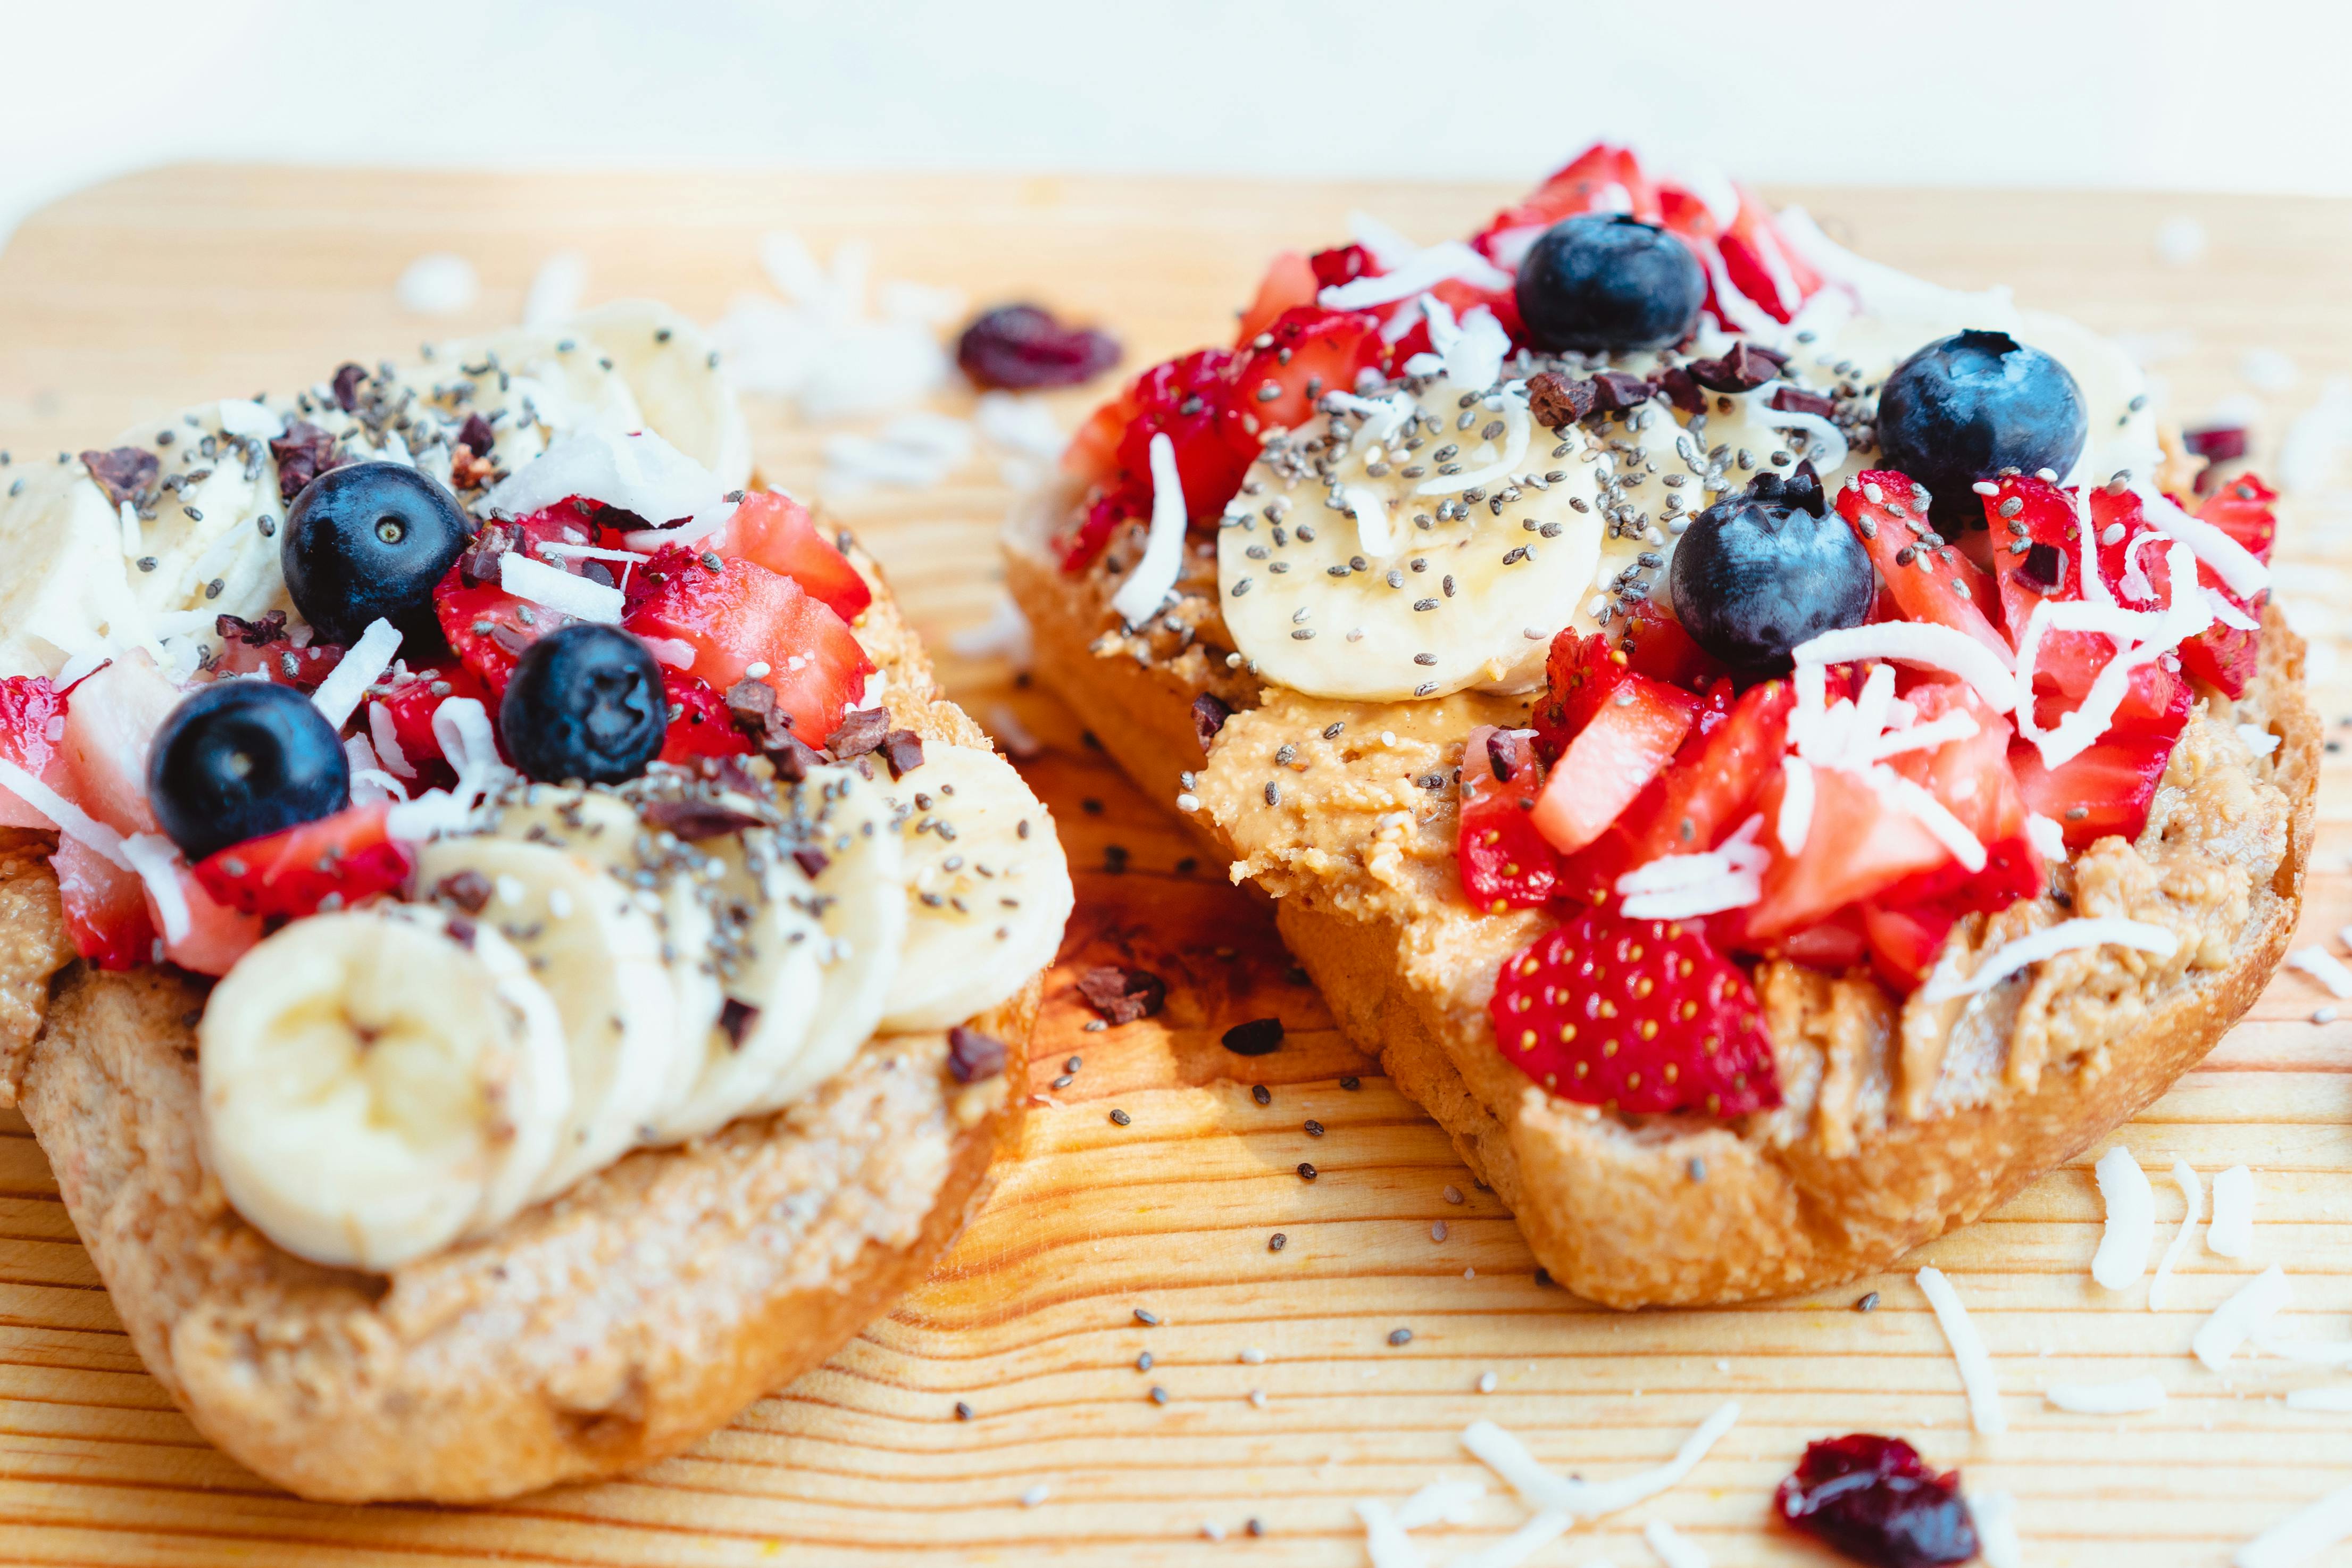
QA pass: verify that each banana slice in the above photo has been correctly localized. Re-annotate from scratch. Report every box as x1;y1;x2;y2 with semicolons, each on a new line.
766;766;912;1106
1216;374;1605;700
198;905;570;1270
875;742;1073;1033
415;830;678;1199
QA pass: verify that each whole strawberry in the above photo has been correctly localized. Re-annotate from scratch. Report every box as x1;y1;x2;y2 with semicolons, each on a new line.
1489;906;1779;1116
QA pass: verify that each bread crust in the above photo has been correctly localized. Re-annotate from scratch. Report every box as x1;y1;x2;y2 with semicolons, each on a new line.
5;558;1045;1502
1008;523;2318;1309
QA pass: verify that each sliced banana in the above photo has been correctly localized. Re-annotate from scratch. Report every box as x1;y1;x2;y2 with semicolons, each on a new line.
875;741;1073;1033
415;831;678;1200
766;766;911;1106
1216;373;1605;701
198;905;570;1271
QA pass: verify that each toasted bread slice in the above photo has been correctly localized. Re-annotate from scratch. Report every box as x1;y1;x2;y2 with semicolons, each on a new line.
1006;503;2319;1309
4;565;1041;1503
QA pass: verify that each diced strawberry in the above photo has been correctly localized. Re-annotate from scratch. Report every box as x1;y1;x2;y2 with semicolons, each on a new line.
1057;487;1141;573
624;554;875;743
1489;905;1779;1117
1531;675;1702;855
53;834;154;970
1836;471;2011;662
2198;473;2278;562
150;864;265;977
715;490;871;623
1473;143;1661;262
1618;600;1727;693
0;676;64;829
656;669;752;765
1457;726;1557;912
1058;348;1257;572
434;571;557;697
58;658;180;837
1532;630;1624;760
191;800;415;921
1063;388;1132;492
1308;245;1377;290
1230;307;1386;435
1871;681;2040;915
1714;188;1821;326
2168;477;2276;698
2010;729;2175;854
1236;250;1320;346
371;663;495;782
213;636;348;691
1858;900;1962;992
1775;907;1872;974
1745;764;1950;942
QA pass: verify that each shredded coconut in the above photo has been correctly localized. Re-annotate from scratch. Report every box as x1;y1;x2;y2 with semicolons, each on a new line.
1344;483;1397;558
823;412;975;493
1971;1491;2024;1568
1617;814;1768;919
522;250;589;328
2025;812;2068;862
1794;622;2015;708
1408;298;1512;402
395;252;478;315
1462;1403;1737;1521
2193;1265;2292;1372
2208;1165;2256;1257
708;231;954;420
1916;1265;2006;1434
121;833;189;945
2138;485;2271;599
310;619;403;732
215;399;283;440
1645;1519;1709;1568
2044;1374;2166;1414
1320;240;1511;311
0;760;129;868
1776;756;1814;854
1919;918;2179;1005
2287;947;2352;999
2091;1147;2155;1290
2236;1479;2352;1568
487;428;733;549
2284;1387;2352;1412
1110;433;1187;628
2149;1159;2203;1312
501;552;623;624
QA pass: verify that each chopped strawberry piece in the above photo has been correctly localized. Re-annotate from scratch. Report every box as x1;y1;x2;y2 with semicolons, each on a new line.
1774;907;1872;973
58;658;180;837
1490;906;1779;1117
1473;143;1661;261
371;663;495;782
1532;630;1627;760
1858;902;1962;990
1236;250;1320;346
2198;473;2278;562
1058;348;1257;571
2011;729;2174;854
2166;477;2276;697
657;669;752;764
0;675;64;829
1457;726;1558;912
1063;390;1131;492
1531;674;1702;855
213;636;348;691
624;554;875;743
1714;188;1821;326
55;834;154;970
1230;307;1386;436
715;490;871;622
192;800;415;921
1870;681;2040;915
151;864;265;977
1745;764;1950;943
434;570;558;697
1058;488;1139;573
1836;471;2010;661
1618;600;1727;693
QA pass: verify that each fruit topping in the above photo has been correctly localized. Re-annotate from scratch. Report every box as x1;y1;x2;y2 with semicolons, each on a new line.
1236;250;1319;345
371;662;495;781
714;490;872;622
54;833;154;970
1060;348;1256;569
1457;725;1558;912
1514;214;1706;353
623;551;875;744
498;623;668;786
1670;466;1873;672
655;669;753;765
1876;331;2088;531
283;461;473;646
1489;905;1779;1117
2011;728;2176;855
1836;470;2009;658
147;681;349;862
192;799;416;921
956;303;1121;390
1773;1433;1978;1567
1531;671;1702;855
1233;306;1387;433
0;675;65;829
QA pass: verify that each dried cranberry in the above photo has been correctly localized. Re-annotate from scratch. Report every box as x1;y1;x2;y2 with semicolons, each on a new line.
1774;1434;1978;1567
956;304;1121;390
1308;244;1375;290
2183;424;2249;464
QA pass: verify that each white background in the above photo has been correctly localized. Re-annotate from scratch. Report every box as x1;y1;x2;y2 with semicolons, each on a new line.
4;0;2350;243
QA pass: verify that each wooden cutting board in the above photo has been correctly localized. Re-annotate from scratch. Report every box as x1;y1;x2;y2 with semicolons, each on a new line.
1;166;2349;1567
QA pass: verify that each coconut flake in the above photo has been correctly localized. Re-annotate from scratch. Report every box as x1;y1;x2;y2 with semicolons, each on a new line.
1972;1491;2024;1568
0;760;130;868
2236;721;2281;757
2209;1165;2256;1257
1794;622;2015;711
1446;1512;1571;1568
1920;917;2178;1004
311;618;402;731
1617;814;1767;919
1916;1265;2006;1434
2283;1387;2352;1413
2237;1481;2352;1568
1870;769;1987;872
501;552;623;624
1111;433;1187;629
1392;1478;1485;1531
487;428;732;548
638;635;697;670
1343;483;1396;558
1462;1402;1738;1521
2138;485;2271;598
2091;1146;2155;1290
2149;1159;2203;1313
396;253;478;315
522;250;589;328
2288;947;2352;998
2193;1264;2292;1372
2044;1374;2166;1414
2025;812;2068;863
1776;756;1814;854
215;399;283;439
1645;1519;1709;1568
121;833;188;945
1320;241;1511;311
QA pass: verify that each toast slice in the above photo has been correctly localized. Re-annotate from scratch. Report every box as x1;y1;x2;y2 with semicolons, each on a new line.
1007;491;2319;1309
3;561;1043;1503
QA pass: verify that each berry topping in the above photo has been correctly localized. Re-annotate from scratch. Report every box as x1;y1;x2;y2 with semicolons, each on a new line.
956;303;1121;390
147;681;350;862
1670;465;1873;672
497;622;668;786
0;675;65;830
1514;214;1706;353
1774;1434;1978;1567
192;800;415;921
712;490;872;622
282;461;473;644
1876;331;2087;529
1531;668;1703;855
1489;906;1779;1117
623;549;875;743
1834;471;2009;662
1234;307;1386;433
1457;726;1558;912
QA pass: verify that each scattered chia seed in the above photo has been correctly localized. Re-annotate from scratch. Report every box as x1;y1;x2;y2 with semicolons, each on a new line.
1110;1108;1131;1127
1268;1232;1287;1252
1303;1119;1324;1137
1137;1351;1154;1371
1297;1162;1317;1182
1856;1291;1880;1312
1252;1083;1271;1106
1388;1328;1413;1346
955;1401;974;1420
1135;1308;1162;1327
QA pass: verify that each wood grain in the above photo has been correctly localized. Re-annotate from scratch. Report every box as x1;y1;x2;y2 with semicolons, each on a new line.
0;164;2349;1566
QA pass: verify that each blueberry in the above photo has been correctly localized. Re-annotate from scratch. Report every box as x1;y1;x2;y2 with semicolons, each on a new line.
1877;330;2087;530
283;462;471;645
1667;464;1872;673
499;623;667;785
148;681;350;861
1514;214;1706;354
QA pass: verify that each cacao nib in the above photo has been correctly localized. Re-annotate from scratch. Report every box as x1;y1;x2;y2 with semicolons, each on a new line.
456;411;496;457
946;1025;1007;1083
827;706;891;758
433;869;494;914
1076;964;1166;1025
1771;385;1839;419
457;520;519;586
1588;370;1658;414
956;303;1122;390
719;998;757;1048
330;362;369;412
2019;541;2065;594
1658;364;1705;415
1191;691;1231;754
1688;341;1786;393
1774;1434;1978;1567
1221;1016;1285;1057
881;729;925;779
80;446;157;507
269;420;344;503
791;845;831;880
766;733;823;782
724;677;792;748
1526;371;1596;430
641;799;762;841
215;609;289;647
